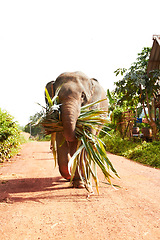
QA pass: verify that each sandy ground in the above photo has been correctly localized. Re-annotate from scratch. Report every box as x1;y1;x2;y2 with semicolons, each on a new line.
0;141;160;240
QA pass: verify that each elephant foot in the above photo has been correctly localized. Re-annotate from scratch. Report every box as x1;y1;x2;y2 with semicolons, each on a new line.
71;179;85;189
70;180;94;194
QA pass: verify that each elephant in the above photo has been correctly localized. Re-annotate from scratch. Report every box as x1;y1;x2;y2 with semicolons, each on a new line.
45;71;108;187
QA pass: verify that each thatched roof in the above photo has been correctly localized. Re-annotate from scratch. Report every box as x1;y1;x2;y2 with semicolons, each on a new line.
147;35;160;75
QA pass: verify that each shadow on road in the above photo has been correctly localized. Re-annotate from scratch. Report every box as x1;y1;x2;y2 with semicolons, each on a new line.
0;176;88;203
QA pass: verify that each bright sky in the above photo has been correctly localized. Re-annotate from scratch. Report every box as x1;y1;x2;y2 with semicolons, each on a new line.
0;0;159;126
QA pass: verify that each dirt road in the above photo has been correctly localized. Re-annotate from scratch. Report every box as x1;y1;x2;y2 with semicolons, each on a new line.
0;141;160;240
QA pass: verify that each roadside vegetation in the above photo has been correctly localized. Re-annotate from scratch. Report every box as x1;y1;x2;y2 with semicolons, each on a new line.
22;47;160;170
2;47;159;170
101;130;160;168
24;111;51;141
104;47;160;169
0;108;26;163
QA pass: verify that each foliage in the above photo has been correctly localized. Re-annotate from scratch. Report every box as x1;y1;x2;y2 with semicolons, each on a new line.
24;111;47;140
106;89;117;113
111;108;125;136
0;108;22;162
112;108;123;124
107;89;137;138
102;131;160;168
114;47;160;139
37;88;119;193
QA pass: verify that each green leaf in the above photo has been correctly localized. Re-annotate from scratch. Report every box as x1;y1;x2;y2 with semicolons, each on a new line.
68;144;84;180
45;88;53;107
81;98;107;111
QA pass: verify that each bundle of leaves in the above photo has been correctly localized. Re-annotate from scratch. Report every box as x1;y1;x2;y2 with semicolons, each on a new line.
38;88;119;193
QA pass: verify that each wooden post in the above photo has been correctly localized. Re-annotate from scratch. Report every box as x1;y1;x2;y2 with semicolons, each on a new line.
30;123;32;137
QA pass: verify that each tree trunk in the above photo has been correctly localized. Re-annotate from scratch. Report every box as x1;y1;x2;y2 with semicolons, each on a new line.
142;89;158;140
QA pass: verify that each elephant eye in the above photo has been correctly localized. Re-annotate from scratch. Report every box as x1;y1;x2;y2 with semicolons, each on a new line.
81;92;85;99
81;92;87;106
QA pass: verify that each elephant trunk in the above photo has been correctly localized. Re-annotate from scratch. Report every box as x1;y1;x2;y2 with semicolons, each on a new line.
61;100;80;142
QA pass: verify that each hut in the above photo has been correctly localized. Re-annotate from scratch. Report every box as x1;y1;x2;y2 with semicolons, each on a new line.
147;35;160;74
147;35;160;121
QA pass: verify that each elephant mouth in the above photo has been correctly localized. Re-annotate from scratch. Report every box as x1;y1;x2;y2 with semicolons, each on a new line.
63;129;77;143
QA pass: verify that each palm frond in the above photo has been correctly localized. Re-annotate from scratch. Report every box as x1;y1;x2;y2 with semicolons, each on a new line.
45;88;53;107
38;91;119;194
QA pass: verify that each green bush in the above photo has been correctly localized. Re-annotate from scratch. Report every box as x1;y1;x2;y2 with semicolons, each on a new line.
24;111;47;140
38;135;51;141
102;132;160;168
102;132;137;155
0;108;22;162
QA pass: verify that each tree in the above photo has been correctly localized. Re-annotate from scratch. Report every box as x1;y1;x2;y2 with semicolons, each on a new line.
114;47;160;140
24;111;45;139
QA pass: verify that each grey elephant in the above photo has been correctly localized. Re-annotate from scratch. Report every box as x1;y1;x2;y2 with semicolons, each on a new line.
45;71;108;186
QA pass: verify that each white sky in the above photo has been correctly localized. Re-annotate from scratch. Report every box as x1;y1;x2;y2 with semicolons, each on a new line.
0;0;159;126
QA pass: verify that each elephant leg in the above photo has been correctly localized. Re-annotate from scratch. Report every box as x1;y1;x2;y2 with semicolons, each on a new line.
56;133;71;180
69;141;87;188
69;141;81;181
70;143;93;191
50;133;55;150
56;134;84;187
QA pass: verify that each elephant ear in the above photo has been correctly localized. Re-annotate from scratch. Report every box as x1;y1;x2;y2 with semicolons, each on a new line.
81;77;97;104
91;78;98;82
88;78;105;104
87;78;99;101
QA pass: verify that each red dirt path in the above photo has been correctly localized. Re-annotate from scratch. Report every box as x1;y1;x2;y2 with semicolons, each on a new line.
0;141;160;240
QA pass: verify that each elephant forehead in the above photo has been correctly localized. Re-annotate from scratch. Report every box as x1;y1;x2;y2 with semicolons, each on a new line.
55;72;92;100
56;72;90;88
59;82;83;98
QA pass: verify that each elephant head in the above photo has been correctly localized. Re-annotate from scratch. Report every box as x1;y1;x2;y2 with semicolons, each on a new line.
45;71;108;182
54;72;98;142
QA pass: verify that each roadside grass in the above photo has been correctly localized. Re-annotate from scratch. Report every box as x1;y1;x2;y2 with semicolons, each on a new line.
102;132;160;168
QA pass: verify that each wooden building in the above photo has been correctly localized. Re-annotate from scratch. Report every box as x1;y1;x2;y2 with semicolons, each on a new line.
147;35;160;120
147;35;160;74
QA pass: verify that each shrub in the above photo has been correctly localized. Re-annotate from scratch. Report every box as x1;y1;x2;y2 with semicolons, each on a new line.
0;108;21;162
102;132;160;168
102;132;138;155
